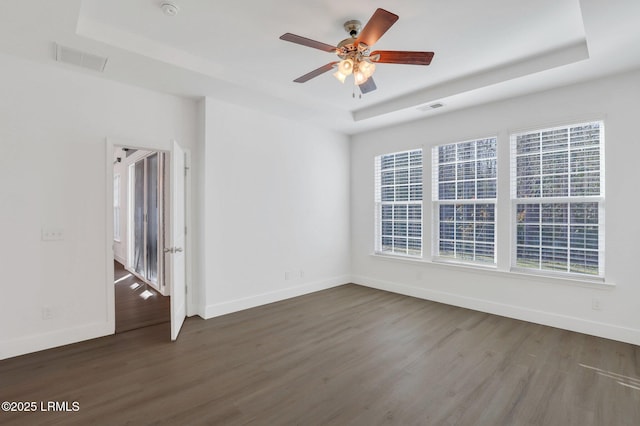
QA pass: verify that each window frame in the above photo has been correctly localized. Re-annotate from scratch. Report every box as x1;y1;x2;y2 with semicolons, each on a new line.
432;137;498;266
510;121;605;279
374;148;423;258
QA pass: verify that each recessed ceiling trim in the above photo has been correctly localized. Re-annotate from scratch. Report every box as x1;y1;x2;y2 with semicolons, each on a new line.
76;16;226;79
354;39;589;122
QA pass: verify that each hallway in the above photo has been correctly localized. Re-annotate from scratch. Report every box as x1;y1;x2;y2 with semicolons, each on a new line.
114;261;170;333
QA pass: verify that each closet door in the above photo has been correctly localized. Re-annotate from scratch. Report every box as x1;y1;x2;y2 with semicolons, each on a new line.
146;153;159;285
129;153;163;290
133;160;146;277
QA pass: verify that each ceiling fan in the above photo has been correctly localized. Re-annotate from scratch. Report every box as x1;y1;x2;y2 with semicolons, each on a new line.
280;8;434;95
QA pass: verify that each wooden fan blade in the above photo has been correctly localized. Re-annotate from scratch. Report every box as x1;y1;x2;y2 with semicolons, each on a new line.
280;33;337;52
293;62;338;83
356;9;399;47
370;50;435;65
358;77;377;94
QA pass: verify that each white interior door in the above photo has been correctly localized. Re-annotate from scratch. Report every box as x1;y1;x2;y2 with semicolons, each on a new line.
169;140;186;340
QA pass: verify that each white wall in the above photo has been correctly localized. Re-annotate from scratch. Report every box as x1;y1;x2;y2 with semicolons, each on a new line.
351;69;640;345
0;53;197;359
2;46;637;360
201;98;351;317
0;52;349;359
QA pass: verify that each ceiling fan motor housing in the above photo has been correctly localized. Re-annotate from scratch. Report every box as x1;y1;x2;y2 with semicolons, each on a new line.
337;40;370;61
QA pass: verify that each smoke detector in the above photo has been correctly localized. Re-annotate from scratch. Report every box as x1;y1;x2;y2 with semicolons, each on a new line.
161;2;179;16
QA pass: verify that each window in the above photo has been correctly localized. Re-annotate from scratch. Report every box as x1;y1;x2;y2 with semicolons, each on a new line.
433;138;497;264
113;174;121;242
375;149;423;257
511;121;603;276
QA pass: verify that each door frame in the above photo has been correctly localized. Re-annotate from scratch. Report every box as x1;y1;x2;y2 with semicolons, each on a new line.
105;137;191;336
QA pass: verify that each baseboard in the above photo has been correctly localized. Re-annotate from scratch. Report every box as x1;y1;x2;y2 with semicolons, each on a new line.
204;275;350;319
0;322;114;361
352;275;640;346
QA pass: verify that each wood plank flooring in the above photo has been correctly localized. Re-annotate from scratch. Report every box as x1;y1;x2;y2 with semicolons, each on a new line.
114;261;170;333
1;284;639;425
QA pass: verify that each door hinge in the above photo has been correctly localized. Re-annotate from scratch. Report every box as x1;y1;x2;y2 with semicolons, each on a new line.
164;247;183;254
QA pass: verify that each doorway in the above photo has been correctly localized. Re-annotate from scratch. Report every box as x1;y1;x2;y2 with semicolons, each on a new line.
113;147;170;333
107;138;188;341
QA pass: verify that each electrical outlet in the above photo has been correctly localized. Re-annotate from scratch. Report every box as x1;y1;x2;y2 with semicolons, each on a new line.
285;271;304;280
592;298;603;311
42;306;53;320
41;228;64;241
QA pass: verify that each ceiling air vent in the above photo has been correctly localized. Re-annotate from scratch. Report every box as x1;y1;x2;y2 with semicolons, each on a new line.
417;102;444;112
55;43;108;72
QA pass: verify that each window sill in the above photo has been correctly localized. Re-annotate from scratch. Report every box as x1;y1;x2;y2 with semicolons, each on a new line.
372;252;427;264
369;253;615;290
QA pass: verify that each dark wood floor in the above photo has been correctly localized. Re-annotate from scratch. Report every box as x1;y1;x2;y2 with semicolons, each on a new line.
1;284;639;425
114;261;170;333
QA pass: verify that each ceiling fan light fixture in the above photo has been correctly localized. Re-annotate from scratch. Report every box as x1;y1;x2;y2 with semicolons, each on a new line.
354;70;368;85
359;60;376;79
338;59;354;75
333;70;347;83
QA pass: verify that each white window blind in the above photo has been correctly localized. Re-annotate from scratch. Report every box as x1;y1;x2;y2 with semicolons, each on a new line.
511;121;604;276
433;138;497;264
375;149;423;257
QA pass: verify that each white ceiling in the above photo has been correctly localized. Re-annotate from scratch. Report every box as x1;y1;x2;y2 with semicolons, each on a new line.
1;0;639;134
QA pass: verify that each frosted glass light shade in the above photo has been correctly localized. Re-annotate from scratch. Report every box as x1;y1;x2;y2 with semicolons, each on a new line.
359;61;376;78
333;71;347;83
338;59;354;75
354;70;367;85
